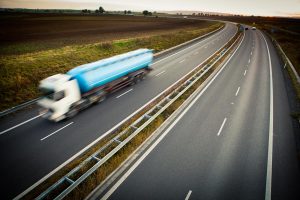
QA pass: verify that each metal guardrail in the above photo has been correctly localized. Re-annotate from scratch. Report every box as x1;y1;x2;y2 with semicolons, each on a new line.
32;29;242;200
269;35;300;84
0;25;224;118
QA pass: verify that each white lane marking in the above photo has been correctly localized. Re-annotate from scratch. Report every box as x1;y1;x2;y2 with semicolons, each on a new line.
244;70;247;76
193;51;199;55
231;102;234;105
251;51;253;55
204;46;208;48
0;114;43;135
235;86;240;96
116;89;133;99
151;27;228;66
217;118;227;136
40;122;74;141
248;58;251;64
179;59;185;63
185;190;192;200
101;30;245;200
155;70;166;77
261;31;274;200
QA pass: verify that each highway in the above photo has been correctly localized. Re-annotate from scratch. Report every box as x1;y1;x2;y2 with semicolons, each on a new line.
98;29;300;199
0;23;237;199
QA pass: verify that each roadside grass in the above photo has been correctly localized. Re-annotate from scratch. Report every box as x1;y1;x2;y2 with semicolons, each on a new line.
0;22;223;112
22;27;241;200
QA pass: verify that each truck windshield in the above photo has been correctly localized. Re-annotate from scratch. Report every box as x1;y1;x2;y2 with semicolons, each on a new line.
40;88;65;101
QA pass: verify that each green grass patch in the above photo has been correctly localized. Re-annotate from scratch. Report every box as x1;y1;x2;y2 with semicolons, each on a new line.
0;22;223;111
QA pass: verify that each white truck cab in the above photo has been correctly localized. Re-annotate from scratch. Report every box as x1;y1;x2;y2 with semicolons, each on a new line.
38;74;81;122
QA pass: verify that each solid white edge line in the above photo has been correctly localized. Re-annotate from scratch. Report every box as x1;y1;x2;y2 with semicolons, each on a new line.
155;70;166;77
101;29;245;200
185;190;192;200
0;114;43;135
260;31;274;200
217;118;227;136
116;89;133;99
14;24;239;200
40;122;74;141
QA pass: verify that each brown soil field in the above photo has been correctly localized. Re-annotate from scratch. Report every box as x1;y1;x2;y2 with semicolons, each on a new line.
0;13;214;54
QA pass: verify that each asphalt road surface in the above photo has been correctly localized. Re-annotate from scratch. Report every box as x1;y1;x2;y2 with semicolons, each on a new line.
100;28;300;200
0;23;237;199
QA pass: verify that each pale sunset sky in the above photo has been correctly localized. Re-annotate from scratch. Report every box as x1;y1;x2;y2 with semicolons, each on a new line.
0;0;300;17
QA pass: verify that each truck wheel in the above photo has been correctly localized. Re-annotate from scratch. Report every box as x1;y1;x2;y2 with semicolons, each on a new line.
66;107;78;119
140;73;145;80
96;94;106;104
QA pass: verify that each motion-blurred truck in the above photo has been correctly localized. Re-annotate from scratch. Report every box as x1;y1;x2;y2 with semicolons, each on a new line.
38;49;153;122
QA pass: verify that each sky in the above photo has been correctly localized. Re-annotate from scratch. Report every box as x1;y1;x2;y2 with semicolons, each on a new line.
0;0;300;17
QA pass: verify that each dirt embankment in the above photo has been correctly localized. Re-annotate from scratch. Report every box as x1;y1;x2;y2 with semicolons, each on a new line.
0;13;213;54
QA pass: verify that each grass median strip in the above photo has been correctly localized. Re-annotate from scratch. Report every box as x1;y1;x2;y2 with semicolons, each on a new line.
20;25;242;200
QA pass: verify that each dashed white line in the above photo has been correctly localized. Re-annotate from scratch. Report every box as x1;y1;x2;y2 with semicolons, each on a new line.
251;51;253;55
185;190;192;200
244;70;247;76
235;86;241;96
179;59;185;63
155;70;166;77
116;89;133;99
248;59;251;64
193;51;199;55
40;122;74;141
217;118;227;136
0;114;43;135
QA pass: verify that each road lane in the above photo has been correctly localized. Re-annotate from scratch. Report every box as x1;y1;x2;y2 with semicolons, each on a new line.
103;28;299;200
0;23;237;199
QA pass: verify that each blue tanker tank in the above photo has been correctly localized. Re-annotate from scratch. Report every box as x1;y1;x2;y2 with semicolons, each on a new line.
67;49;153;93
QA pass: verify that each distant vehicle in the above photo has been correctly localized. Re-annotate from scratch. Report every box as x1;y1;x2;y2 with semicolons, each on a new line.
245;27;249;30
183;16;188;19
38;49;153;122
252;27;256;30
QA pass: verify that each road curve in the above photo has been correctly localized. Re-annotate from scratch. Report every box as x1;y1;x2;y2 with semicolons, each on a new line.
99;28;300;200
0;23;237;199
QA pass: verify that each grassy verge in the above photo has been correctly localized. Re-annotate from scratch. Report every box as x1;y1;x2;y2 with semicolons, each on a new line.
22;26;241;200
0;22;223;112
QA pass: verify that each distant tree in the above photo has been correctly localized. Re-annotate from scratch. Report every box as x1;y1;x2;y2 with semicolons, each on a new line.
82;9;88;13
127;10;132;14
95;9;99;13
192;13;195;16
124;10;127;14
143;10;149;16
99;6;105;14
148;12;152;16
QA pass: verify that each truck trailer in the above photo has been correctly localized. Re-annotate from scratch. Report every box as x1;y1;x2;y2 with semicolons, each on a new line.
38;48;153;122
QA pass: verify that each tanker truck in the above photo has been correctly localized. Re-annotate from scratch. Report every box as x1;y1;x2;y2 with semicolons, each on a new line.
38;48;153;122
